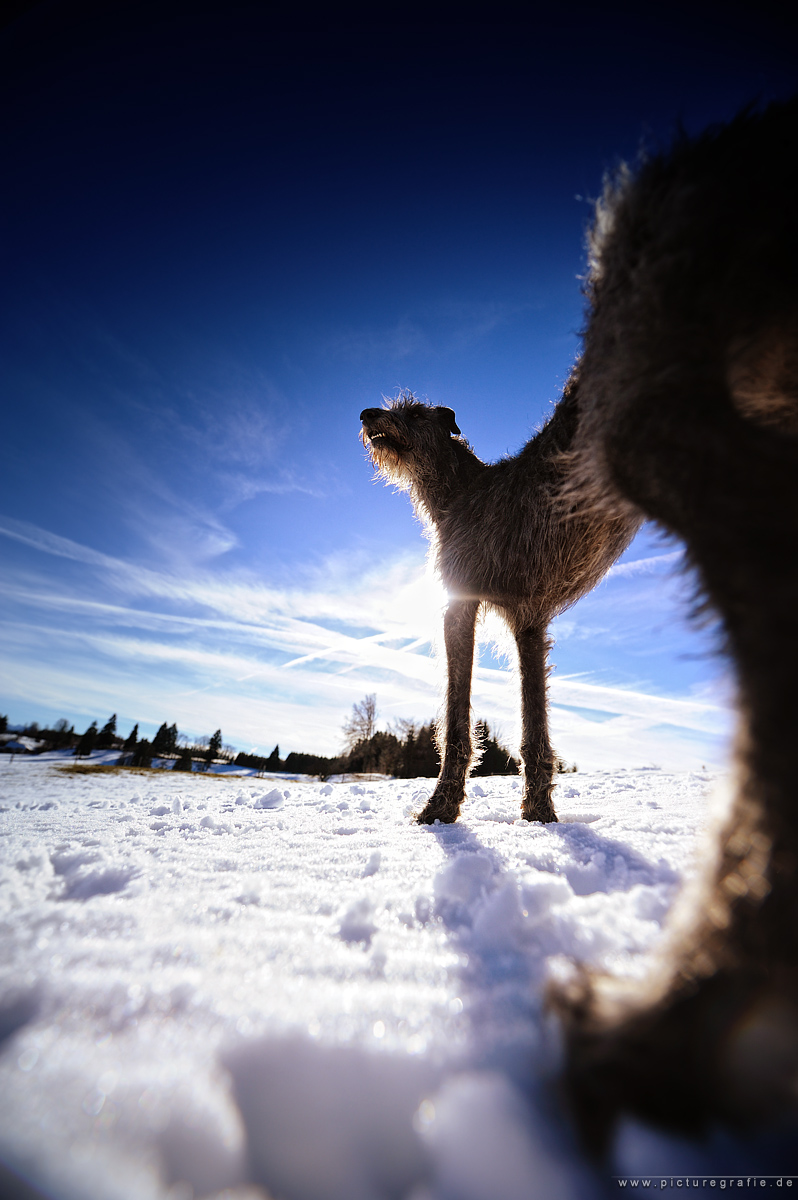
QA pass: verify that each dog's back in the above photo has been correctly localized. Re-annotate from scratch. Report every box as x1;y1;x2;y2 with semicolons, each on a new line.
436;378;637;628
575;99;798;515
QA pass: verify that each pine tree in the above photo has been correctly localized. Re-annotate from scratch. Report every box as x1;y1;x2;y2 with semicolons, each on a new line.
74;721;98;758
472;721;519;776
117;724;139;766
97;714;118;748
131;739;153;768
151;722;178;758
402;721;439;777
151;723;168;756
204;729;222;769
173;746;194;772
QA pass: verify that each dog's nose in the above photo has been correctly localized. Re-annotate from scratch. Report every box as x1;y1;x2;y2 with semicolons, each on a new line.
360;408;381;421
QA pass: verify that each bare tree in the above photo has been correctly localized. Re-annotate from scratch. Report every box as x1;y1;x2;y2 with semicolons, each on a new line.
392;716;418;741
342;694;377;751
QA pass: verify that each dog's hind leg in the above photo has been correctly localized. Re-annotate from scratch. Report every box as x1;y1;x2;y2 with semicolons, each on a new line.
417;597;480;825
516;625;558;823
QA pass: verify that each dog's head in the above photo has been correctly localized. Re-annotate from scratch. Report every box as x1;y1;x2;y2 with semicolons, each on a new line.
360;394;461;486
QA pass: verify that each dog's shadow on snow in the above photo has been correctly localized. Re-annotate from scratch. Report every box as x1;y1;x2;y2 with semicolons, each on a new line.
416;810;682;1077
418;820;544;1082
526;817;680;895
424;806;678;906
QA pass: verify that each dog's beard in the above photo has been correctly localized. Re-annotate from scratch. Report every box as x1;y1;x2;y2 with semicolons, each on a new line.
367;442;415;487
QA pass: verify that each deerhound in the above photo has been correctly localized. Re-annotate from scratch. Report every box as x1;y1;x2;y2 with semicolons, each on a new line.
360;387;640;825
552;97;798;1151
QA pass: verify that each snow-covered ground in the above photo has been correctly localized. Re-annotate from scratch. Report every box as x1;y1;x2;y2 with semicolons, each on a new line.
0;755;789;1200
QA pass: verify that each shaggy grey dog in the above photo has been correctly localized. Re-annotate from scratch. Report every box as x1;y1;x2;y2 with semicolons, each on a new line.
554;97;798;1151
360;387;638;824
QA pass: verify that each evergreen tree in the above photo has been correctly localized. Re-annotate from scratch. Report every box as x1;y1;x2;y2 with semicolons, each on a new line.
204;729;222;769
117;724;139;766
97;714;118;749
131;739;153;768
0;715;7;734
152;722;178;758
74;721;98;758
472;721;519;776
372;730;402;774
344;730;403;775
265;744;281;769
173;746;194;772
282;751;340;778
401;721;439;777
151;723;169;756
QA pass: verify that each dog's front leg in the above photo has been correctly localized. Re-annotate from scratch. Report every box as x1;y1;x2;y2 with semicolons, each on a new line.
516;625;558;822
416;597;480;825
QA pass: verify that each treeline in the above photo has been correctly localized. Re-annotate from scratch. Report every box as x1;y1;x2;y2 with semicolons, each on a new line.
89;717;227;772
2;696;575;778
118;724;226;772
229;719;517;779
2;714;229;772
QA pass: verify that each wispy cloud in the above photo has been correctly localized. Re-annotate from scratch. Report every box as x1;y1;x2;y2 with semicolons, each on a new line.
40;312;333;556
327;318;430;363
82;374;325;560
0;517;121;569
0;519;732;766
325;299;525;367
607;549;684;577
216;468;329;507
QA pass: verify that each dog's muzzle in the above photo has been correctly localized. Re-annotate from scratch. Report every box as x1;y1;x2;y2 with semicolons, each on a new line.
360;408;390;444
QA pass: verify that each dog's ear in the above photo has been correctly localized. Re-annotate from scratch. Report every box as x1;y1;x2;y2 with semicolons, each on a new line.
438;407;461;437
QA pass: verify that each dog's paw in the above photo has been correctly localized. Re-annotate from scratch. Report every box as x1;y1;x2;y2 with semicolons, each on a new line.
415;785;463;825
521;784;558;823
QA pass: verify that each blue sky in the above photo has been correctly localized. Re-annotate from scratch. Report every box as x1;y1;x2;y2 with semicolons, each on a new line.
1;1;795;766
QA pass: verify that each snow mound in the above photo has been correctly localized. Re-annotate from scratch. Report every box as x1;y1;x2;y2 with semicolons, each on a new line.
252;788;285;809
339;898;377;945
226;1036;435;1200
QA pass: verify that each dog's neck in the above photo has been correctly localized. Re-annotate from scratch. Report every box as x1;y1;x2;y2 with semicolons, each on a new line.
408;439;485;524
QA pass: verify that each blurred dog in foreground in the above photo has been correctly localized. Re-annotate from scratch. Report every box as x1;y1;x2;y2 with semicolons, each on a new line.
364;96;798;1149
553;97;798;1151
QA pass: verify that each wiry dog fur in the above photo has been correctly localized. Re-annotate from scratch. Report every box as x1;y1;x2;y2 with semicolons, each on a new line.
553;98;798;1152
360;388;639;824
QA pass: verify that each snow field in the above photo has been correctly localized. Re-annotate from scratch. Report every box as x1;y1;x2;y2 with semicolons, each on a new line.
0;758;726;1198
